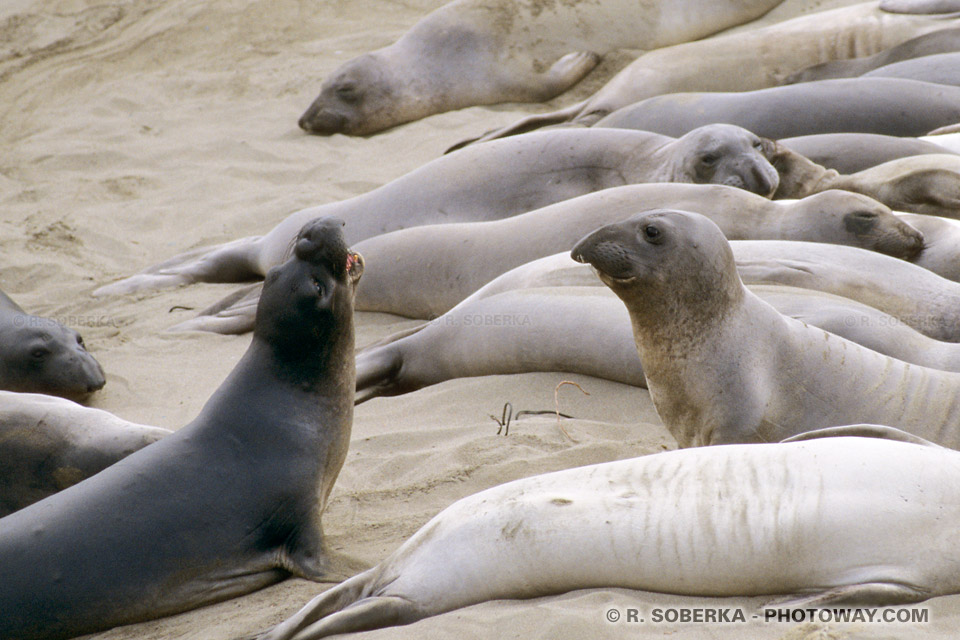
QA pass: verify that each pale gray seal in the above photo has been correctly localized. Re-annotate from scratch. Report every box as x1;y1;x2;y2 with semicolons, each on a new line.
0;218;364;640
172;185;920;330
593;78;960;139
0;391;170;517
453;2;960;146
259;429;960;639
785;25;960;82
572;209;960;446
0;291;105;399
94;126;779;298
297;0;786;135
780;132;957;173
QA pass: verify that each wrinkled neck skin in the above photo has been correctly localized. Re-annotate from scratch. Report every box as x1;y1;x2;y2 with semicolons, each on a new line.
771;145;842;198
615;278;771;448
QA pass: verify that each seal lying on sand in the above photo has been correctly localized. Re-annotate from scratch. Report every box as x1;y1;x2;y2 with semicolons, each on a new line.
451;2;960;148
0;391;170;517
0;218;364;640
572;209;960;446
0;291;105;399
258;428;960;640
593;78;960;139
773;150;960;218
171;185;921;330
94;126;779;298
785;25;960;82
780;132;957;173
297;0;786;135
353;282;960;403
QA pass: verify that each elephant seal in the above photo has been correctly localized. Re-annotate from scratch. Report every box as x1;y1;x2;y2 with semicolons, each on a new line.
297;0;786;135
786;25;960;82
0;391;170;517
862;51;960;85
174;185;919;329
897;212;960;281
772;149;960;219
780;132;957;173
452;2;960;147
94;126;779;298
572;209;960;446
593;78;960;139
0;291;105;399
0;218;365;640
259;429;960;640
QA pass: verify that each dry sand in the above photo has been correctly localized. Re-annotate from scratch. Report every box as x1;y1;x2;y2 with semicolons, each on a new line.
1;0;956;638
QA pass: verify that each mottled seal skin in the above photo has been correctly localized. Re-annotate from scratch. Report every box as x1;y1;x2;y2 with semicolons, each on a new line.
0;291;105;400
297;0;785;135
175;184;920;330
93;126;779;299
780;132;957;173
258;430;960;640
0;218;364;640
593;78;960;139
785;25;960;82
0;391;170;517
455;2;960;146
572;209;960;447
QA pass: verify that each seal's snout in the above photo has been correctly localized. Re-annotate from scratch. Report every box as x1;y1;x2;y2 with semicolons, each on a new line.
299;105;347;135
347;251;364;283
572;224;639;281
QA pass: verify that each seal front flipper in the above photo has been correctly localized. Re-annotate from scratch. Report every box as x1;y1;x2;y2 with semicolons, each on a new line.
781;424;945;448
880;0;960;14
766;582;932;609
445;100;589;154
168;282;263;335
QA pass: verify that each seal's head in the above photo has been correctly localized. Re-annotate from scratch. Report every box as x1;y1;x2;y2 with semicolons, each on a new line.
674;124;780;198
0;320;106;400
571;209;743;330
800;190;924;260
257;217;364;368
299;54;401;136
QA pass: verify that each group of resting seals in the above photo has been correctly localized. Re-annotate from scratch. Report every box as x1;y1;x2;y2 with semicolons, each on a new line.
19;1;960;639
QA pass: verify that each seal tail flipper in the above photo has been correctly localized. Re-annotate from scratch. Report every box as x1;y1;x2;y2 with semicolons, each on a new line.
780;424;945;448
765;582;932;609
276;596;418;640
880;0;960;14
167;283;263;335
258;569;402;640
92;236;264;297
354;342;407;405
444;99;590;154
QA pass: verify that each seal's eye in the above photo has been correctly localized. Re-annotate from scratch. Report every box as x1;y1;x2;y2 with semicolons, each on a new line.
753;140;764;149
30;346;50;360
643;225;661;242
313;278;325;298
853;211;877;220
700;153;719;166
336;84;360;103
76;335;85;348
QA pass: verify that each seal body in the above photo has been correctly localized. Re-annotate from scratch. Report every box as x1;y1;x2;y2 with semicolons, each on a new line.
298;0;786;135
459;2;960;145
594;78;960;139
0;218;364;640
94;126;780;299
780;132;957;173
786;25;960;82
175;184;919;330
260;434;960;639
572;209;960;447
0;392;170;517
0;291;105;399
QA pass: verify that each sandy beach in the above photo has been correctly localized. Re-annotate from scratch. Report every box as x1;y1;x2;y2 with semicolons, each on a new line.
2;0;957;638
